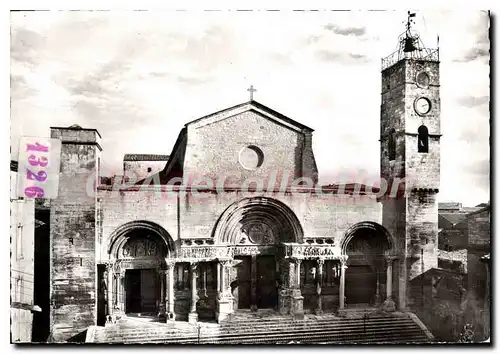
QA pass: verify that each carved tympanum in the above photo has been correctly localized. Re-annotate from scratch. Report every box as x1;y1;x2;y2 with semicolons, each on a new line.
242;222;275;244
121;236;165;258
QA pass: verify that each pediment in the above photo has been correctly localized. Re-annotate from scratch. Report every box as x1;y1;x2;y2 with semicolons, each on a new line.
185;100;313;133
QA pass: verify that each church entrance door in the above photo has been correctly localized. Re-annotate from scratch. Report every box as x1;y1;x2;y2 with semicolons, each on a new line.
125;269;159;315
345;265;376;305
234;256;252;309
256;255;277;309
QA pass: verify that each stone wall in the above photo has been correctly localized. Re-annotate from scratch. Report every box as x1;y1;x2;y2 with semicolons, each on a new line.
10;168;36;343
409;268;466;342
123;160;167;182
49;127;101;342
465;207;490;341
98;188;382;260
183;108;316;186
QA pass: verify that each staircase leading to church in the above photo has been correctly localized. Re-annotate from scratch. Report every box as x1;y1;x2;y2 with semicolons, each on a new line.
89;311;433;344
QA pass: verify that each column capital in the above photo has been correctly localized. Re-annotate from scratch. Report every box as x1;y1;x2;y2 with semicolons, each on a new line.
385;255;398;263
339;255;348;266
165;259;176;268
190;262;199;272
103;260;115;272
316;258;325;267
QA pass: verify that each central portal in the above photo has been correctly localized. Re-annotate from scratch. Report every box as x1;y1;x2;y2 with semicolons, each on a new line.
125;269;159;315
256;255;277;309
232;255;277;310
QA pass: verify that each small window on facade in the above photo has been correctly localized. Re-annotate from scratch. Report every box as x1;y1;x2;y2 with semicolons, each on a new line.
147;167;152;173
388;129;396;161
418;125;429;153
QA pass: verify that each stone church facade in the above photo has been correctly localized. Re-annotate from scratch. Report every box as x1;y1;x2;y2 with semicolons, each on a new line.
48;51;441;342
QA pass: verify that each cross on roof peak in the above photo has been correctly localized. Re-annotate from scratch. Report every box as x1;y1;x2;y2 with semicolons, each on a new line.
247;85;257;101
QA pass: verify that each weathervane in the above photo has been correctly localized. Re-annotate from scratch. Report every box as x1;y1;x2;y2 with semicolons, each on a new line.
247;85;257;101
403;11;418;53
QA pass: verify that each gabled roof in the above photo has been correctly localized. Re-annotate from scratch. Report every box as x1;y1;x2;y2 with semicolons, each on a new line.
461;207;483;214
124;154;170;162
439;212;468;226
467;205;491;217
185;100;314;132
438;202;462;211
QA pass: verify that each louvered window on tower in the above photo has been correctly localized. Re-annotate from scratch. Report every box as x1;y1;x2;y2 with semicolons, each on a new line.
418;125;429;153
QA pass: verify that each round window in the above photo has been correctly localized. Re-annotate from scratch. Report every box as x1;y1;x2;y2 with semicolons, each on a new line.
238;145;264;170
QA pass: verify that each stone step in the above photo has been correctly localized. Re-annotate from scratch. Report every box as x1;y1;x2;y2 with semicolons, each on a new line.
220;318;413;329
118;327;428;344
203;328;426;342
97;321;425;343
92;313;431;344
101;317;416;337
203;323;421;339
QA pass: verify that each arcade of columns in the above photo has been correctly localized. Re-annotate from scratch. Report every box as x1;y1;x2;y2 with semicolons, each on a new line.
101;250;398;323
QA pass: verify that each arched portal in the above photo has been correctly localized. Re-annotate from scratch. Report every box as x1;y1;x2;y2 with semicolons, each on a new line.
212;197;303;311
106;221;176;316
108;220;175;259
341;222;393;307
212;197;304;245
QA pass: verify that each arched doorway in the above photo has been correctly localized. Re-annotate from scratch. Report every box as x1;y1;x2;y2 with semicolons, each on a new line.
107;221;175;316
212;197;303;311
120;234;167;314
342;222;392;308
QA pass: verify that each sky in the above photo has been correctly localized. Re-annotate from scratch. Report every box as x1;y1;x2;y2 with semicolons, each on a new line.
9;10;490;206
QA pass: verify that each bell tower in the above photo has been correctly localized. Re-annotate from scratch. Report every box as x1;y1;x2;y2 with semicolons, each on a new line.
380;12;441;310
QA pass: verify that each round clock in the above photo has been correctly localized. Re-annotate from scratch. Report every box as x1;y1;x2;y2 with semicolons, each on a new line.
416;72;430;88
414;97;431;115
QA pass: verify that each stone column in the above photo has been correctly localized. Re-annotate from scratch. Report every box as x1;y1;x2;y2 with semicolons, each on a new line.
188;262;199;323
382;256;396;312
105;262;113;319
166;261;176;321
158;269;166;318
278;259;291;315
201;263;208;298
291;258;304;319
251;255;257;311
216;261;221;292
315;259;324;315
374;271;381;305
116;269;126;313
339;256;348;310
216;259;234;323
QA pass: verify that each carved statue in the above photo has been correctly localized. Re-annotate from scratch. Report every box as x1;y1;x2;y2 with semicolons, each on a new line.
122;245;131;257
136;242;146;257
148;241;157;256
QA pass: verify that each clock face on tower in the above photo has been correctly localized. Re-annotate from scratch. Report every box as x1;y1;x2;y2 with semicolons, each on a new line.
414;97;431;116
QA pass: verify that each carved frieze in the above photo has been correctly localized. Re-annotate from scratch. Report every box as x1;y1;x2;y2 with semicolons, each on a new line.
233;245;275;256
284;244;341;259
121;236;163;258
179;246;234;260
